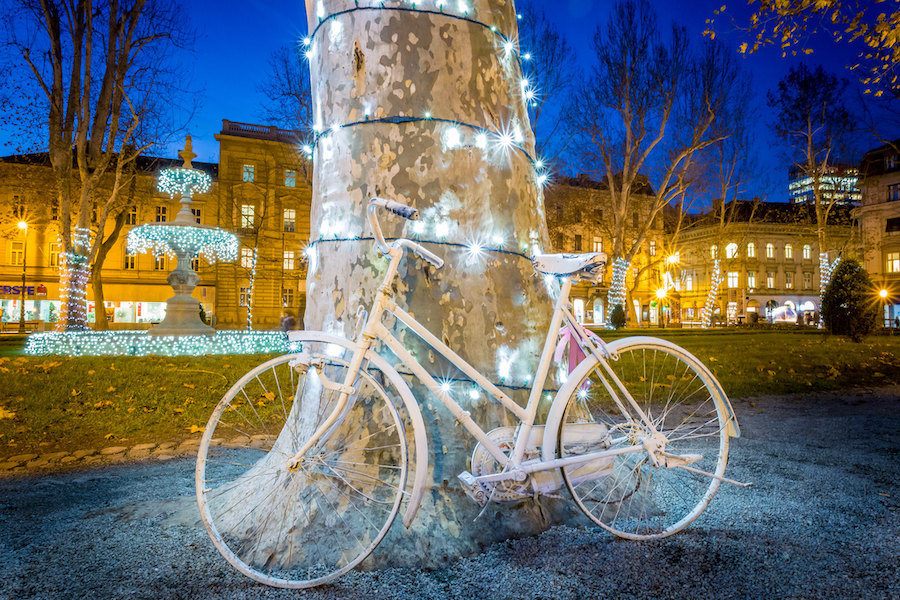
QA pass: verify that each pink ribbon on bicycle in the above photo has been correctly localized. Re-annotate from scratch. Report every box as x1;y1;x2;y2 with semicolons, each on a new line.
554;325;603;374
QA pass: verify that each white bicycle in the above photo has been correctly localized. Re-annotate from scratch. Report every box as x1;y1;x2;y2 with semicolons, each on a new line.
196;197;743;588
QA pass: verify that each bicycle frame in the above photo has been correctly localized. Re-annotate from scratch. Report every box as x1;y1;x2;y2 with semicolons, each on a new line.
290;244;657;479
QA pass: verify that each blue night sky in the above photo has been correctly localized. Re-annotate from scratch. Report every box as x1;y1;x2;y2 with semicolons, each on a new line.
92;1;900;204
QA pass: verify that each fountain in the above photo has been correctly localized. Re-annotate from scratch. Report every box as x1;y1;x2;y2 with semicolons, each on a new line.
126;136;238;336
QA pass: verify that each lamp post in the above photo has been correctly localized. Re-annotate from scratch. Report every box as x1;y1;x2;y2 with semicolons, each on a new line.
879;288;891;330
656;287;668;328
16;220;27;334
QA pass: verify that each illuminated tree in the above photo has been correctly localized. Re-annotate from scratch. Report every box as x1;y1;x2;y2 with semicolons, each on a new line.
704;1;899;96
821;258;879;341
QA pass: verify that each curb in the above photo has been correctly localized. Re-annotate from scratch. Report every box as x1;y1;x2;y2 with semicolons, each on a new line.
0;439;202;475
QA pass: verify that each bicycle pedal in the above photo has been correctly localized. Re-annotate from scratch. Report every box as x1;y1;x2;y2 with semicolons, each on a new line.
457;471;488;507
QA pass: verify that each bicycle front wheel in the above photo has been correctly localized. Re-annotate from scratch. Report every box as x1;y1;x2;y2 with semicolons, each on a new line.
559;338;730;540
196;348;407;588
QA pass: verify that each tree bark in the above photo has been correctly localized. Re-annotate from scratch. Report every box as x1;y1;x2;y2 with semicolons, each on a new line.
303;0;564;566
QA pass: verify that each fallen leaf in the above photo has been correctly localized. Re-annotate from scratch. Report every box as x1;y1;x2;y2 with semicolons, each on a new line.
70;389;81;397
188;425;205;434
106;386;116;393
182;383;196;390
0;407;16;420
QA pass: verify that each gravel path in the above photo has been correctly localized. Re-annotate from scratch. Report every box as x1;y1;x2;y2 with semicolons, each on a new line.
1;387;898;600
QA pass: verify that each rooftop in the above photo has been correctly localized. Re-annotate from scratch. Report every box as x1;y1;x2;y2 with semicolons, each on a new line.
218;120;302;144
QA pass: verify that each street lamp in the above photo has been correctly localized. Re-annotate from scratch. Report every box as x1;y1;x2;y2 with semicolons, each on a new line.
655;287;667;328
16;220;27;334
879;288;893;330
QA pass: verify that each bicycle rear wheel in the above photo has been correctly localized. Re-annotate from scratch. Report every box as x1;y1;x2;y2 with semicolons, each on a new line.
196;347;407;588
559;338;730;540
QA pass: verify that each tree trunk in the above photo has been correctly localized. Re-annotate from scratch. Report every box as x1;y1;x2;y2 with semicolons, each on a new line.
303;0;564;566
90;211;128;331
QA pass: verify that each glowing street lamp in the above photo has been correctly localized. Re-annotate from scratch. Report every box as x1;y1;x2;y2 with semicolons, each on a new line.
879;288;889;299
16;221;28;334
656;287;667;300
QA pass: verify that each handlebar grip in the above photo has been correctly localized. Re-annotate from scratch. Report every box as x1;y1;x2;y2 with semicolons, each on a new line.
369;197;420;221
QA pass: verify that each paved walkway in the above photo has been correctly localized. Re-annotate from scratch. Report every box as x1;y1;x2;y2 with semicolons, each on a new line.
0;388;897;599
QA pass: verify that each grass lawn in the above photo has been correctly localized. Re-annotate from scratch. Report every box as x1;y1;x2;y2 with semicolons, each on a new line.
0;331;898;459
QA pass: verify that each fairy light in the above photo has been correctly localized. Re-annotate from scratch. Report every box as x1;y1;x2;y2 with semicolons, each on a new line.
157;168;211;198
24;330;290;357
246;247;258;331
700;259;722;329
606;257;629;327
127;225;238;263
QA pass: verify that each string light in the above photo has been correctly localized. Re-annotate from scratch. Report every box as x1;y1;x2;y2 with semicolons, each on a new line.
606;257;630;326
819;252;840;328
157;168;211;198
246;247;258;331
58;227;92;331
700;258;722;328
25;331;290;357
127;225;238;263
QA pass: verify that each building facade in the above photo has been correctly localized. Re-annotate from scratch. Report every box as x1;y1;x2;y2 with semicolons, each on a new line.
788;163;861;205
854;140;900;324
0;120;310;330
673;201;855;325
544;176;667;326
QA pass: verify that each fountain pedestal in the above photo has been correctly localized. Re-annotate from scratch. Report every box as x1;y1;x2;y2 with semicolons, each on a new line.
150;252;213;336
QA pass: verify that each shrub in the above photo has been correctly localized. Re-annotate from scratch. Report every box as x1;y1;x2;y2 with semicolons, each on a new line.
609;304;627;329
821;258;879;342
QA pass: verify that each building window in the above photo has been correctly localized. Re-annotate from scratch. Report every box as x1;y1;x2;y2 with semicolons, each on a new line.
592;237;603;253
125;206;137;225
574;234;583;252
282;287;295;307
632;211;639;228
123;253;136;270
191;257;200;271
887;217;900;233
747;271;756;289
191;208;201;224
725;243;738;259
154;254;167;271
155;206;167;222
803;272;812;289
239;287;252;307
766;271;775;288
284;169;297;188
888;183;900;202
240;247;254;269
283;250;296;270
785;271;794;289
887;155;898;170
685;271;694;291
710;245;718;259
554;232;564;250
727;271;739;288
11;195;25;219
747;242;756;258
595;207;604;222
240;204;255;229
887;252;900;273
50;199;59;221
10;241;24;266
242;164;255;183
802;244;811;260
283;208;296;232
49;242;61;268
766;243;775;259
784;244;793;260
649;240;657;257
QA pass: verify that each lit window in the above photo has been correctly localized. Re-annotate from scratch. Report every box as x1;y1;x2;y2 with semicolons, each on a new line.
242;164;255;183
191;208;201;224
191;257;200;271
746;242;756;258
727;271;739;288
766;271;775;288
11;195;25;219
685;271;694;291
11;241;24;266
803;272;812;289
154;254;167;271
785;271;794;289
283;250;296;270
766;243;775;259
123;253;136;270
888;183;900;202
725;243;738;259
592;237;603;253
239;287;252;307
240;247;254;269
710;245;718;259
155;206;167;222
784;244;793;260
802;244;811;260
574;234;582;252
44;243;60;269
282;287;295;307
284;169;297;188
240;204;255;228
887;252;900;273
283;208;296;232
747;271;756;289
649;240;657;257
125;206;137;225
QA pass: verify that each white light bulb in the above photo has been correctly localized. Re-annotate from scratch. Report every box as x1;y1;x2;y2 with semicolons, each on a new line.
304;49;314;60
302;37;311;47
522;52;532;61
444;127;461;148
435;221;450;239
411;221;426;235
468;388;480;400
475;132;488;149
424;111;432;119
520;78;529;90
439;381;452;393
330;122;341;134
535;159;545;170
502;40;515;56
497;131;514;149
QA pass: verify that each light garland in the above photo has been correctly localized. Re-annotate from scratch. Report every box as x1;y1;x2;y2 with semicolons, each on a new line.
24;330;291;357
59;227;92;331
700;258;722;328
606;258;629;326
126;224;239;263
818;251;840;328
157;167;212;198
246;247;258;331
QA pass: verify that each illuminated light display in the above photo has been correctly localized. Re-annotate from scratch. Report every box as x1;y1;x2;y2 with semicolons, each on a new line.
24;330;292;356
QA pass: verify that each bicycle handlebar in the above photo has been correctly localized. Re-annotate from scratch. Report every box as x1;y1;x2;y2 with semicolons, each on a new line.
367;198;444;269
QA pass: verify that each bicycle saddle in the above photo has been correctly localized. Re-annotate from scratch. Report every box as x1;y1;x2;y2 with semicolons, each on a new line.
532;252;608;281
